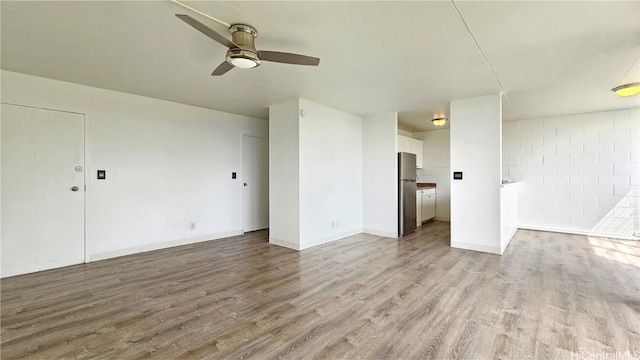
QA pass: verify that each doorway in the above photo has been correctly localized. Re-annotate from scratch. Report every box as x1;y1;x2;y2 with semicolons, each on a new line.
242;134;268;232
1;104;86;277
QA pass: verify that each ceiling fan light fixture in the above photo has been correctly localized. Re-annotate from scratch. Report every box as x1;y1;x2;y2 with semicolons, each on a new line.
431;117;447;126
226;48;261;69
612;82;640;97
229;57;259;69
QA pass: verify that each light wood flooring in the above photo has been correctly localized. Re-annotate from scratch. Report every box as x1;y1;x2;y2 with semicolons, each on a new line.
2;221;639;359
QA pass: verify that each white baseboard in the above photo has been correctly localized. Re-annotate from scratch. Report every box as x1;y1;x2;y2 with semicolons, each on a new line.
300;229;362;250
518;224;640;241
270;229;363;251
501;227;518;253
450;241;502;255
518;224;586;236
269;237;300;250
89;230;243;262
362;228;397;238
2;258;85;279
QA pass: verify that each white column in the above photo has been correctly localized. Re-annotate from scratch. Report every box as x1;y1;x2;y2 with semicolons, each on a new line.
269;99;364;250
450;94;503;254
268;99;301;249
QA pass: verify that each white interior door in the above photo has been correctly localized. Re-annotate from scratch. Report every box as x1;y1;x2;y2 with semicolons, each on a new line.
242;135;269;232
1;104;85;277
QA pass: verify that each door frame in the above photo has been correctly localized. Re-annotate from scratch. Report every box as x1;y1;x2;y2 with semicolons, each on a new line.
1;102;89;265
241;132;268;234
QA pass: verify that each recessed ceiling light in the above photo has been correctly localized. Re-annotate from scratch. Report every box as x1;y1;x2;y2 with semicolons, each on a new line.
612;82;640;97
431;118;447;126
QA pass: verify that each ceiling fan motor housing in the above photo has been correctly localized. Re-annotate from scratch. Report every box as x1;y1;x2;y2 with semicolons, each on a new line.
226;24;261;67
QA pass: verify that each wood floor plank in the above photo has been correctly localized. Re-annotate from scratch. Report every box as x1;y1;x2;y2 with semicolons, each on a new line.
2;221;639;359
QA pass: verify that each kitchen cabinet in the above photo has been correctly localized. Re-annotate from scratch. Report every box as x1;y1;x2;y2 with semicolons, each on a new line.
397;135;408;153
421;188;436;222
397;135;423;168
409;138;423;168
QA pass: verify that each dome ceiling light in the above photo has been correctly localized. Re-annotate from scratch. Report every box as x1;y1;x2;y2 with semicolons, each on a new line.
431;118;447;126
612;82;640;97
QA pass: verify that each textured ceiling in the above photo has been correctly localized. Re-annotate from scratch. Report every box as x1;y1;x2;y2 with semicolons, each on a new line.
1;1;639;132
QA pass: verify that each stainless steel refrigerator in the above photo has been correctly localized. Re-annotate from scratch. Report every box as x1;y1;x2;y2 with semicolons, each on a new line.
398;152;417;236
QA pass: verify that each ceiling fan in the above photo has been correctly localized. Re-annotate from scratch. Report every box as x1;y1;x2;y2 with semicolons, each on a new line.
176;14;320;76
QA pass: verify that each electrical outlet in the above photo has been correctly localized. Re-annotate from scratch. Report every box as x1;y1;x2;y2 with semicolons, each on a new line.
331;221;335;228
190;222;196;230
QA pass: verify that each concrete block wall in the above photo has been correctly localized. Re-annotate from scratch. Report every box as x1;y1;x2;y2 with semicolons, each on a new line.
502;108;640;239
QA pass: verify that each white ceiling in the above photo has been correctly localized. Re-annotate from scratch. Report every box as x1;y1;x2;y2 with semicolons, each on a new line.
1;1;639;132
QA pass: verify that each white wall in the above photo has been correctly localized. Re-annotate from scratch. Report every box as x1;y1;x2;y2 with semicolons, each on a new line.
1;70;267;267
268;100;300;248
299;99;363;248
503;108;640;239
363;112;398;237
450;94;503;254
415;129;451;221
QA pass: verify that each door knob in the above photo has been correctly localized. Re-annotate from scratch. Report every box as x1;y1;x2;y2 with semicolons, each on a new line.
71;186;79;192
244;183;248;186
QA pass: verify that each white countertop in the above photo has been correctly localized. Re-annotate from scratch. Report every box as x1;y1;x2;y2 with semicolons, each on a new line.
501;181;520;188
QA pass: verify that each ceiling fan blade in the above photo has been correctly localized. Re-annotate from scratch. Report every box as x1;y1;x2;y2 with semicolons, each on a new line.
259;51;320;66
212;61;234;76
175;14;238;49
